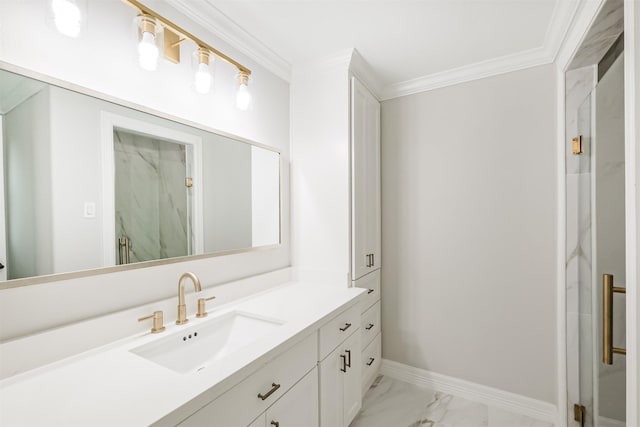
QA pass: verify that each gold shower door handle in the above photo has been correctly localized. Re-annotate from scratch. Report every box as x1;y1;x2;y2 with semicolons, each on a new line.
118;237;131;265
603;273;626;365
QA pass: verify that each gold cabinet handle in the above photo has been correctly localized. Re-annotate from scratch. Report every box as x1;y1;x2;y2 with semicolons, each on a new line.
258;383;281;401
196;296;216;318
138;311;165;333
339;322;352;332
603;274;627;365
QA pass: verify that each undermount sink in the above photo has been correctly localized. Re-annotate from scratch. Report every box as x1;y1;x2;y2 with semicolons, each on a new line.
130;311;284;374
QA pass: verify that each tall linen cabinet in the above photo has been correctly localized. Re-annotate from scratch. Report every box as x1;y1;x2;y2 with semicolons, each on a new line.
291;49;382;425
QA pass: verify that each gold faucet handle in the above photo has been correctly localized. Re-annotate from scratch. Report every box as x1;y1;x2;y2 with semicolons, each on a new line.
196;296;216;318
138;310;166;333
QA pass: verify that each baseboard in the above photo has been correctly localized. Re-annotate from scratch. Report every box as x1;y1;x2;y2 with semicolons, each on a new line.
598;416;626;427
380;359;558;425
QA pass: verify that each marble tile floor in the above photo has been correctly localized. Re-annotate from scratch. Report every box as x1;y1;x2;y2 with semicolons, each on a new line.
350;376;552;427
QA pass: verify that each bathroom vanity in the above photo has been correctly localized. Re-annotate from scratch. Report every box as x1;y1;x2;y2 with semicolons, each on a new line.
0;281;366;426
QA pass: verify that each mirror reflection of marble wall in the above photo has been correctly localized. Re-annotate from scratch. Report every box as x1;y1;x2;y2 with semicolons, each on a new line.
0;69;280;282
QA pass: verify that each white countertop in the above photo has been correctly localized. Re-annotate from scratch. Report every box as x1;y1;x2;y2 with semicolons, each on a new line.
0;282;366;426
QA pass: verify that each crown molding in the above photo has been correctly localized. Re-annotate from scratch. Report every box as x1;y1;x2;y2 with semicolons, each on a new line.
380;0;580;100
545;0;583;62
165;0;580;99
167;0;292;82
380;46;553;100
349;49;383;100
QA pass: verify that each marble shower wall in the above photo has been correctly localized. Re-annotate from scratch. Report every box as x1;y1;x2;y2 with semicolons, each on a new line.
569;0;624;70
565;65;596;426
114;130;189;264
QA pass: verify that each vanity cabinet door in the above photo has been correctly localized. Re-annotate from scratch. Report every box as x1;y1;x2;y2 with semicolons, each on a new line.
265;367;318;427
351;76;381;281
319;329;361;427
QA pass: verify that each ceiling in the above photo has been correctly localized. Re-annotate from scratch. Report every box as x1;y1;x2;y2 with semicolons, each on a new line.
171;0;578;98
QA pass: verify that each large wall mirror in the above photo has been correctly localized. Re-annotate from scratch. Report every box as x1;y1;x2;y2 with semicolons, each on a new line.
0;67;281;285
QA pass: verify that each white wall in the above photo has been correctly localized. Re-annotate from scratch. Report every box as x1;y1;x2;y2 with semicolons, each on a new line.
381;64;558;403
290;58;351;285
4;88;52;279
205;135;252;252
0;0;290;341
251;146;280;247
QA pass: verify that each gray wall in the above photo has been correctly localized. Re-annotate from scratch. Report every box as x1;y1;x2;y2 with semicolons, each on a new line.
381;64;557;403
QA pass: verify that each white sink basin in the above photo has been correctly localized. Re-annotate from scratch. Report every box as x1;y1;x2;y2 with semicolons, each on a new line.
130;311;284;374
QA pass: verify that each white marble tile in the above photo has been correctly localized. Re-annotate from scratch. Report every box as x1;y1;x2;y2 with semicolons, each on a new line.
565;67;595;175
487;407;552;427
351;375;437;427
422;393;487;427
569;0;623;69
352;377;551;427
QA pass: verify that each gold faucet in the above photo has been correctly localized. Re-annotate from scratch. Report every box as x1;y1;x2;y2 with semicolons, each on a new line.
176;272;202;325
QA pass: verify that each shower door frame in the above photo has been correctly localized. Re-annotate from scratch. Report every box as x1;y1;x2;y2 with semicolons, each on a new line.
557;1;639;426
100;112;204;267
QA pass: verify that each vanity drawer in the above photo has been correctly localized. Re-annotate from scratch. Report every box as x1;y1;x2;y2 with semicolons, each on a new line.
353;270;380;313
319;303;361;361
361;301;380;350
179;332;317;427
361;332;381;394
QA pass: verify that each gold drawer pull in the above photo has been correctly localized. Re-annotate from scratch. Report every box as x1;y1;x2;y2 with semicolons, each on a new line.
258;383;281;400
339;322;352;332
603;274;627;365
365;323;374;330
366;357;375;366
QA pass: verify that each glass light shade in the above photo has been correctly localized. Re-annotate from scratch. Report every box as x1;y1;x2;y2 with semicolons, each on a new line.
236;82;251;110
52;0;82;37
194;62;212;94
138;31;158;71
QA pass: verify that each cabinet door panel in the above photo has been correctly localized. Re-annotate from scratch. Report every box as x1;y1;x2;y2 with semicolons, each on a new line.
342;331;362;426
319;330;361;427
351;76;370;281
266;367;318;427
319;345;344;427
351;77;381;281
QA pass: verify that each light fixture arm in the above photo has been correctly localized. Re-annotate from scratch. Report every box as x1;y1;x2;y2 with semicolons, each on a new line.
122;0;252;76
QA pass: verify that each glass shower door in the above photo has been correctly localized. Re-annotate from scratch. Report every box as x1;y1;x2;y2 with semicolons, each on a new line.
594;53;626;427
114;129;190;264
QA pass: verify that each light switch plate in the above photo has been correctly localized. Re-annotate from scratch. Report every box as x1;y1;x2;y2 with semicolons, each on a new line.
84;202;96;218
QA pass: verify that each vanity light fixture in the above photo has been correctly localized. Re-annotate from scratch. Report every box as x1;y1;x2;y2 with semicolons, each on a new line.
123;0;252;108
136;14;159;71
194;48;213;94
236;71;251;110
51;0;82;37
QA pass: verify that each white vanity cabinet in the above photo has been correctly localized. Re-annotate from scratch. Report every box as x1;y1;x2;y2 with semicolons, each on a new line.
319;305;362;427
250;367;319;427
177;333;317;427
351;76;381;281
354;270;382;393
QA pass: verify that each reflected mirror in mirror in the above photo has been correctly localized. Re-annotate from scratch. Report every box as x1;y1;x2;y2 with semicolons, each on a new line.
0;68;280;282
